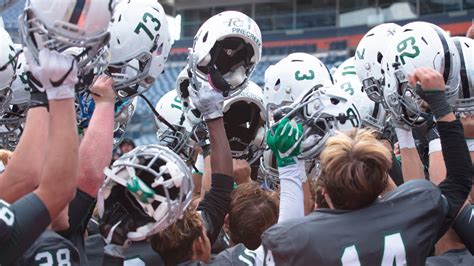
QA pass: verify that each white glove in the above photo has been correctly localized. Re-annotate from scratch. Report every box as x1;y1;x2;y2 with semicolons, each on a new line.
189;81;225;121
24;48;78;100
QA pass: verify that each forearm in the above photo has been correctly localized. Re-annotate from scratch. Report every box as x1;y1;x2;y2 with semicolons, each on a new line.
200;155;212;200
78;102;114;197
400;148;425;181
437;116;472;221
35;99;79;219
0;107;48;202
206;118;232;177
278;161;304;222
428;151;446;185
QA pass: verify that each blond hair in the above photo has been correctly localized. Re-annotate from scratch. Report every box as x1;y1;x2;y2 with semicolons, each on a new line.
0;149;13;166
319;129;392;210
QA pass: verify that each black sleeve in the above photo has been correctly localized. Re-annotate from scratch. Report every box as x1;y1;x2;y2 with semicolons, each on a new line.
388;152;404;186
0;193;50;265
197;173;233;245
436;120;472;228
59;188;96;239
102;253;124;266
452;204;474;254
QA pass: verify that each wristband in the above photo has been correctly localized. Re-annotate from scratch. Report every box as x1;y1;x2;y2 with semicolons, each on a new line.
415;84;453;119
428;138;442;155
394;127;416;149
465;139;474;152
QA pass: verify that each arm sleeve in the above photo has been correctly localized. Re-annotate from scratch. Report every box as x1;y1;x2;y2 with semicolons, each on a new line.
452;204;474;254
388;152;404;186
436;120;472;226
58;189;96;239
277;161;304;223
0;193;51;265
197;173;233;245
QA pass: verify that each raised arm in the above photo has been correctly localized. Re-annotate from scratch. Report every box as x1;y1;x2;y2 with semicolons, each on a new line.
77;76;115;197
409;67;472;225
0;107;48;202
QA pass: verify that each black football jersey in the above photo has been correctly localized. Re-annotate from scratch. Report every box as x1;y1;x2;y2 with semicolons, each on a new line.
262;180;448;265
211;244;258;266
426;249;474;266
0;193;50;265
11;230;81;266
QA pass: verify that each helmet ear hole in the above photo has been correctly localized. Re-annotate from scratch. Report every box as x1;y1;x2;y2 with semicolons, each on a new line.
377;52;383;63
203;32;208;43
330;98;340;105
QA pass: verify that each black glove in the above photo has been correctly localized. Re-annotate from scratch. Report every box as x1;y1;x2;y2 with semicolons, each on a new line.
26;71;48;109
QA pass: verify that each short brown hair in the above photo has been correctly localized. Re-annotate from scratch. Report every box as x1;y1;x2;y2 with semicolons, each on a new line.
319;129;391;210
0;149;13;166
150;209;203;265
228;181;279;250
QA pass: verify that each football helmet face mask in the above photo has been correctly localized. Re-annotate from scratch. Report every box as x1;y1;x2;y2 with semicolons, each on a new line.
334;57;386;132
354;23;401;105
263;53;333;127
257;149;280;191
223;81;266;164
0;29;17;114
452;36;474;115
383;21;461;126
19;0;112;71
272;85;361;159
154;89;198;166
10;46;30;107
98;145;194;242
107;0;172;99
114;97;138;148
188;11;262;99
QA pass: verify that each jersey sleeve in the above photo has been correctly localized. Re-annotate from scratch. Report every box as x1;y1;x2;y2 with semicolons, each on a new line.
0;193;51;265
197;173;233;245
59;188;96;239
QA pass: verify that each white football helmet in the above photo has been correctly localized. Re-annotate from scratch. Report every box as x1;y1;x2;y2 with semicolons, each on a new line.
383;22;461;126
263;52;333;126
10;45;30;107
107;0;172;99
154;90;198;166
188;11;262;99
334;57;386;132
273;86;361;159
223;81;266;164
19;0;112;70
0;28;16;113
98;144;194;242
452;36;474;115
333;57;358;84
354;23;401;104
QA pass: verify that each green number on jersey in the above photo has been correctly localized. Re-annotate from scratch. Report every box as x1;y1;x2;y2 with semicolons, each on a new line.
396;36;420;65
295;70;315;81
134;12;161;41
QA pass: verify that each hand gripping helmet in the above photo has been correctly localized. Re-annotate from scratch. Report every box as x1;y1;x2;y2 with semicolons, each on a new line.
154;90;198;166
452;36;474;115
19;0;112;70
76;92;137;148
223;81;266;164
188;11;262;99
354;23;401;104
263;52;333;126
273;85;362;159
383;21;460;126
98;144;194;243
107;0;172;99
334;57;386;132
